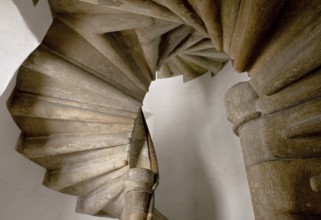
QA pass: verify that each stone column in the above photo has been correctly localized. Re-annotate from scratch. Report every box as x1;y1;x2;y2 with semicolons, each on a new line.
120;168;155;220
225;67;321;219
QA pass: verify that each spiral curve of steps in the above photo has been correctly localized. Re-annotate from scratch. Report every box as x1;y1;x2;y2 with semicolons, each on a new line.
7;0;321;219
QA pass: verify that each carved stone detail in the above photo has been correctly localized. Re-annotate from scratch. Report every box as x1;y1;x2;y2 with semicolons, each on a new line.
7;0;321;219
226;58;321;219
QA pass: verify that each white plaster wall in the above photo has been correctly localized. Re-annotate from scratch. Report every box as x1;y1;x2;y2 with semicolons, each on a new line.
0;1;109;219
0;0;51;96
0;75;106;220
143;64;255;220
0;1;255;219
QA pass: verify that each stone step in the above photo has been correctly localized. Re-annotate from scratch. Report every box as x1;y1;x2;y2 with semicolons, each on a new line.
228;0;286;72
187;0;222;51
179;54;225;77
42;18;146;99
13;116;134;137
50;0;129;14
59;15;152;93
135;19;180;44
79;0;183;24
168;30;206;58
152;0;208;37
220;0;241;53
137;37;160;78
43;157;128;191
100;188;126;218
15;67;141;113
9;92;135;125
250;12;321;96
18;132;131;158
161;59;181;79
28;145;129;170
170;56;202;82
58;12;154;34
108;30;153;86
249;0;321;77
11;92;137;120
62;166;128;197
136;19;180;75
251;67;321;115
183;39;214;53
7;0;321;219
76;175;126;216
157;25;194;67
179;55;208;76
185;48;229;61
23;46;141;101
157;63;172;79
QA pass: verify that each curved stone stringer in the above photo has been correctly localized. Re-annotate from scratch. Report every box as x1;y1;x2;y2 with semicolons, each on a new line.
6;0;321;219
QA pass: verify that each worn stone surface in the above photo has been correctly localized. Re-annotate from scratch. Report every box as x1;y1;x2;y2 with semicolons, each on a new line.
248;160;321;219
220;0;241;53
226;47;321;220
7;0;321;219
120;168;155;220
310;175;321;192
229;0;286;72
187;0;222;51
238;97;321;167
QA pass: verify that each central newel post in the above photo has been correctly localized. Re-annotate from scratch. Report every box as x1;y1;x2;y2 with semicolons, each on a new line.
225;70;321;219
121;168;155;220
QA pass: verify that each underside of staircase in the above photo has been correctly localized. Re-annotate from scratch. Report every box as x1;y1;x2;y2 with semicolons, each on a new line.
7;0;321;219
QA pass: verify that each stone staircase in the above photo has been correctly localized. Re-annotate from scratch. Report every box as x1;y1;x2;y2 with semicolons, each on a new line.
7;0;321;219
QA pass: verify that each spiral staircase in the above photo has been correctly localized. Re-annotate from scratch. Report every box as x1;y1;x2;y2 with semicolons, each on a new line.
7;0;321;219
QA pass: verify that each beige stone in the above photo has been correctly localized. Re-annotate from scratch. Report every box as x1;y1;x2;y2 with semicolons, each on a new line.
7;0;321;219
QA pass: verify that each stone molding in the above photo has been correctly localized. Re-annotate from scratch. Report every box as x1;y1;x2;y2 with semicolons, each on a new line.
7;0;321;219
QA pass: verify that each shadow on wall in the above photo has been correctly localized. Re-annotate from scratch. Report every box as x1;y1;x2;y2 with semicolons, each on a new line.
0;72;20;156
143;62;254;220
0;71;106;220
0;0;52;96
12;0;52;42
33;0;40;6
190;137;221;220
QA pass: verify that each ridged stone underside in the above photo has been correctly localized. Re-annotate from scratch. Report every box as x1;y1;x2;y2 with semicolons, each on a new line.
8;0;321;219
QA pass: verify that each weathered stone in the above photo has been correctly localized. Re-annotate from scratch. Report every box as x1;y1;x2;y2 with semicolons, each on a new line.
44;158;128;190
7;0;321;219
249;0;321;78
152;0;208;37
58;13;154;34
179;54;224;77
157;63;172;79
220;0;241;53
79;0;183;24
76;175;126;216
238;97;321;167
18;133;130;157
310;175;321;192
225;81;260;135
183;39;213;53
157;25;193;67
249;12;321;96
247;160;321;219
62;166;129;196
251;67;321;115
44;19;148;99
168;30;205;58
229;0;286;72
187;0;222;51
121;168;155;220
